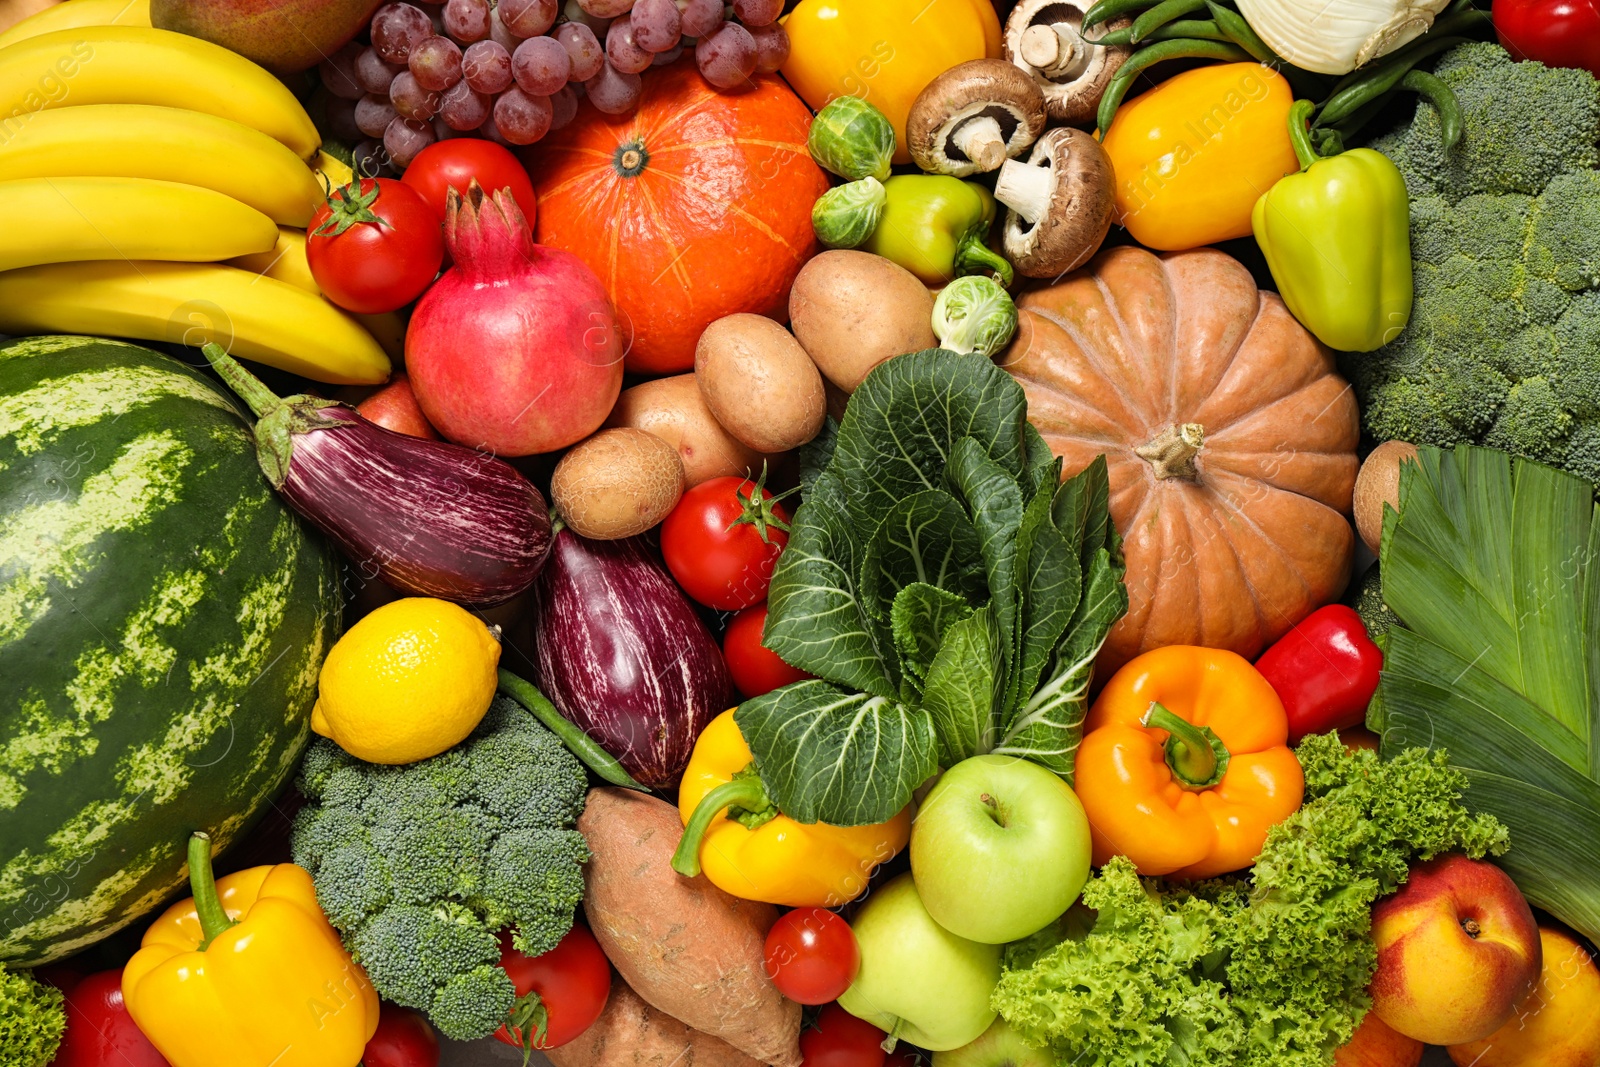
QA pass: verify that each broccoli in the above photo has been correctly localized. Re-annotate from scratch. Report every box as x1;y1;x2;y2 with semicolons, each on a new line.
292;696;589;1041
1348;42;1600;484
0;965;64;1067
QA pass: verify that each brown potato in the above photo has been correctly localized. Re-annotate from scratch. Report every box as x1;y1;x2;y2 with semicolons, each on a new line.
1354;440;1419;554
789;250;938;392
546;980;765;1067
695;314;825;453
552;428;685;540
605;374;767;487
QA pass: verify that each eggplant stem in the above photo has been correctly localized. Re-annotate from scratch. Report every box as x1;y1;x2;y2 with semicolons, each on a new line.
202;343;281;418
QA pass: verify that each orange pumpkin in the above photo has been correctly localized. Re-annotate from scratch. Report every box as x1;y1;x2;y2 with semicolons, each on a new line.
999;246;1359;672
525;62;830;376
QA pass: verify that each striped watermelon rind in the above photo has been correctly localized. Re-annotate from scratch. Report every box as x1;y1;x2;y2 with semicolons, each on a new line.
0;336;341;966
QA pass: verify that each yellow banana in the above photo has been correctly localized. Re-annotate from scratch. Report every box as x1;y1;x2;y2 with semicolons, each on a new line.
0;26;320;160
0;260;391;384
0;175;277;271
0;0;150;51
0;105;323;226
228;227;408;360
314;150;355;190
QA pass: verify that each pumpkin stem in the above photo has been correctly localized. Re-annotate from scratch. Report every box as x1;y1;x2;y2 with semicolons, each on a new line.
1135;423;1205;480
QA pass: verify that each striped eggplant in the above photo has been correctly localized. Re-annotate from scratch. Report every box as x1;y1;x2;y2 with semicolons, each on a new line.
204;344;552;605
532;529;734;788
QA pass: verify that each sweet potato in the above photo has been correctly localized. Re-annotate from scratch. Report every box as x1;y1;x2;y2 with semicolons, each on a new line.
546;979;765;1067
577;788;802;1067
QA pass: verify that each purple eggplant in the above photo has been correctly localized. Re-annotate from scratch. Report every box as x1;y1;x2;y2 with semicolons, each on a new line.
204;344;551;605
532;528;733;789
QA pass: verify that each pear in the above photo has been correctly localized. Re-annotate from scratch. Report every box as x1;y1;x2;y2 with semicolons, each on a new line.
151;0;382;74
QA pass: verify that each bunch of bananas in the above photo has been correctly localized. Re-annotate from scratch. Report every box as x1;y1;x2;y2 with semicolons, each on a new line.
0;0;394;384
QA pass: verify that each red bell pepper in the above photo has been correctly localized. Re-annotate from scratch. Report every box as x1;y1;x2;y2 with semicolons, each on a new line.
47;969;170;1067
362;1002;440;1067
1254;604;1383;744
1492;0;1600;80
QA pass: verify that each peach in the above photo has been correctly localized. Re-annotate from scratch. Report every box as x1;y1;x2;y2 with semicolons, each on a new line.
1369;854;1541;1046
1447;926;1600;1067
1333;1012;1423;1067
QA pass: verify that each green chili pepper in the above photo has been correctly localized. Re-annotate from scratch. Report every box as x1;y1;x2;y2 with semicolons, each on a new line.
862;174;1013;287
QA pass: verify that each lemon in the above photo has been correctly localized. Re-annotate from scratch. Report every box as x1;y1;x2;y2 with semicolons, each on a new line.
311;597;501;764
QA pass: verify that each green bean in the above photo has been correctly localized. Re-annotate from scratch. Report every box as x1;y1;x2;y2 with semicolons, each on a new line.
1131;0;1208;43
1083;0;1157;32
1318;36;1467;125
1310;125;1346;157
1204;1;1272;61
1401;68;1463;148
1097;39;1251;134
497;669;649;791
1097;19;1227;46
1324;90;1395;142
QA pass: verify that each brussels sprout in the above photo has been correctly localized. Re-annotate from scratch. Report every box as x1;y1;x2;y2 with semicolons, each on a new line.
932;275;1019;358
811;177;887;250
808;96;896;183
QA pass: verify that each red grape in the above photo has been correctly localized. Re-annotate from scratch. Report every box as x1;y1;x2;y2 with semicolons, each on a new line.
630;0;681;52
320;42;366;99
479;114;513;145
323;94;363;141
749;21;788;73
442;0;491;41
499;0;559;37
352;138;390;177
606;15;653;74
549;83;579;129
493;87;553;144
512;35;572;95
696;21;756;88
426;5;447;33
732;0;782;27
409;35;463;90
585;63;642;113
488;5;521;48
652;42;684;64
678;0;723;38
439;79;491;129
578;0;635;16
462;39;513;93
554;22;605;80
384;115;436;168
433;116;467;139
390;70;442;120
371;3;433;64
355;47;405;94
355;93;400;137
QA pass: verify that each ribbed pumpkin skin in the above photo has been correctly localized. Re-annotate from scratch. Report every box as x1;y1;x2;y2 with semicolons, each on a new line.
527;60;830;376
0;336;340;965
999;247;1360;673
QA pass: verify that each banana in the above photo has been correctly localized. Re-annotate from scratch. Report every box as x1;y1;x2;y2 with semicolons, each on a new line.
0;260;392;384
0;0;150;51
0;175;278;272
0;105;323;226
0;26;320;160
314;150;355;190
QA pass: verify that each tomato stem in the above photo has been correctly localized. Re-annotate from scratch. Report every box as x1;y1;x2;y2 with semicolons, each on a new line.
727;462;798;544
312;177;388;238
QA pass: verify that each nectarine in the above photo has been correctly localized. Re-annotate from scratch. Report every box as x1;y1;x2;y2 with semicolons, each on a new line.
1333;1011;1423;1067
1446;926;1600;1067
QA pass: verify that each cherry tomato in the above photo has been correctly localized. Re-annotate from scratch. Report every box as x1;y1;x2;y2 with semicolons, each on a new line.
660;470;795;610
495;924;612;1051
402;139;538;224
49;969;170;1067
306;177;444;315
765;908;860;1005
362;1002;440;1067
800;1004;887;1067
724;603;813;698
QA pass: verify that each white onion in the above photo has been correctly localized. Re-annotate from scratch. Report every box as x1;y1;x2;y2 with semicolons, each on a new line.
1234;0;1452;75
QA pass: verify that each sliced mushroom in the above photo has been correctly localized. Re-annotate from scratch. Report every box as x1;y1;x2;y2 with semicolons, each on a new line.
1003;0;1133;126
994;127;1115;280
906;59;1049;177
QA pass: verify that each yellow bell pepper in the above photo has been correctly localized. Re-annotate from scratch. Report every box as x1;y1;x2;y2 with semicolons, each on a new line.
672;710;911;907
1100;63;1300;251
123;833;379;1067
782;0;1002;165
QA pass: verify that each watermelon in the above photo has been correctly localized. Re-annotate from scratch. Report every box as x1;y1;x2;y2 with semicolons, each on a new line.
0;336;341;966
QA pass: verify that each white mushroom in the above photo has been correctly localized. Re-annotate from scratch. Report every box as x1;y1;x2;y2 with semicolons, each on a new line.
907;59;1049;177
994;127;1116;279
1003;0;1134;126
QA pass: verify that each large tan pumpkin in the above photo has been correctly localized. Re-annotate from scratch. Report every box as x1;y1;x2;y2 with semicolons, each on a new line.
999;245;1359;672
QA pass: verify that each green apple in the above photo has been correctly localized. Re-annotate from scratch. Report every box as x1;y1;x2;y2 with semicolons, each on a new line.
910;754;1091;943
933;1016;1053;1067
836;873;1000;1051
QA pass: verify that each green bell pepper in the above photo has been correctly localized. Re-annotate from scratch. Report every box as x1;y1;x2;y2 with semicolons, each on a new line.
863;175;1013;288
1251;100;1412;353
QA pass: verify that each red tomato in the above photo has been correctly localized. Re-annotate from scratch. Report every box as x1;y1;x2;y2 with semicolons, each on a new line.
362;1002;440;1067
402;139;538;224
1494;0;1600;80
661;472;794;610
495;924;612;1051
50;969;170;1067
725;603;813;698
765;908;860;1005
800;1004;887;1067
307;177;444;315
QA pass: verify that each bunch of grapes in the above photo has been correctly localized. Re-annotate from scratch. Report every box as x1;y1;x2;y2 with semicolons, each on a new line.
319;0;791;172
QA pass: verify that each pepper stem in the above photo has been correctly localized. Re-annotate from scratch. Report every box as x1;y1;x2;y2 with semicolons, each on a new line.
956;233;1015;288
188;832;237;950
201;343;281;419
1287;99;1323;170
670;774;775;878
1142;703;1230;790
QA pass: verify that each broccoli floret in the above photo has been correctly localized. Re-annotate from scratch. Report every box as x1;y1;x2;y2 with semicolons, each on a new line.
1348;43;1600;489
292;696;589;1041
0;966;64;1067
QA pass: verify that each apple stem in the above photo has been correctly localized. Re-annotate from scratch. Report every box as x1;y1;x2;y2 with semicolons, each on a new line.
1141;702;1231;790
880;1020;904;1053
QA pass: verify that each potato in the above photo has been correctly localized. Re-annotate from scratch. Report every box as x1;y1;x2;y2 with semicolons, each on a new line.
546;979;765;1067
1354;440;1419;554
694;314;826;454
578;788;802;1067
789;250;938;392
552;429;685;540
605;374;767;487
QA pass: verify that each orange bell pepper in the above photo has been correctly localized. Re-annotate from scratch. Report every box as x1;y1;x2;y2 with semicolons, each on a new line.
1075;646;1304;879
